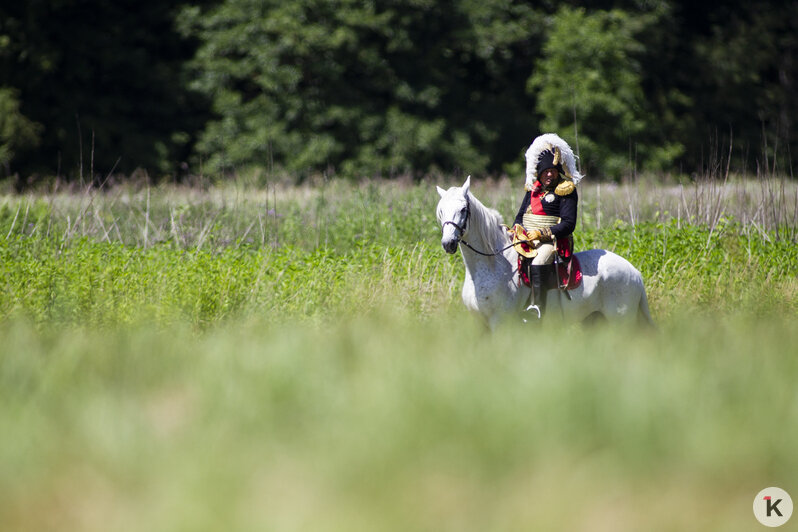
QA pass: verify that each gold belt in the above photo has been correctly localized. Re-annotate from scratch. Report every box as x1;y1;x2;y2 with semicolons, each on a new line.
522;213;560;232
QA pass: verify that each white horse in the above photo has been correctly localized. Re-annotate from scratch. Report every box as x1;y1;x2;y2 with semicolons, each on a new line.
436;176;654;330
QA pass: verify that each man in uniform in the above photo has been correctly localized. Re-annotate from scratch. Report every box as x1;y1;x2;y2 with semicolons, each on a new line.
510;133;582;319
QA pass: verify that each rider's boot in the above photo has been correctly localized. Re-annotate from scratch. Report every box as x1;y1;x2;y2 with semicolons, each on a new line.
525;265;548;320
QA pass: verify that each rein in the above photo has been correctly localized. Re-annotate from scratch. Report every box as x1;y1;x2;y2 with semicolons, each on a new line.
441;194;530;257
461;239;520;257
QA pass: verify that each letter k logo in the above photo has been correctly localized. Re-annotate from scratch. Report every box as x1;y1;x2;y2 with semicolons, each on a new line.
765;496;783;517
754;487;793;527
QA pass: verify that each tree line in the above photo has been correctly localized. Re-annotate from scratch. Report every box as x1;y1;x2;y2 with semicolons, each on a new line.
1;0;795;184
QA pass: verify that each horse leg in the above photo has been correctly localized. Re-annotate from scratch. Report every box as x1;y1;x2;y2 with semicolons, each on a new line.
582;311;606;326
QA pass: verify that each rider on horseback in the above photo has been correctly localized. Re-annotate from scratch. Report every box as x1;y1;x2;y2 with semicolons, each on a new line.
510;133;583;319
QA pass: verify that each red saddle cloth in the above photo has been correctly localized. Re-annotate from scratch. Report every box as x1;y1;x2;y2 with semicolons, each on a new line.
555;236;582;290
517;236;583;290
558;255;582;290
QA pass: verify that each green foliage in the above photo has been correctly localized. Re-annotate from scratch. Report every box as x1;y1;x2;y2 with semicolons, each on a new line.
687;4;798;175
179;0;542;177
529;7;684;178
1;1;797;180
0;88;41;172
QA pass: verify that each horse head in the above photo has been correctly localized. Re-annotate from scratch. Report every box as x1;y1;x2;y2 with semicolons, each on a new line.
436;176;471;254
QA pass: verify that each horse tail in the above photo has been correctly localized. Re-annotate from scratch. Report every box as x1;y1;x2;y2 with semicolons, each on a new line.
637;286;656;328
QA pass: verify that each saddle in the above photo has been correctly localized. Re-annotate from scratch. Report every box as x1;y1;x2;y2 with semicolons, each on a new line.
518;236;582;291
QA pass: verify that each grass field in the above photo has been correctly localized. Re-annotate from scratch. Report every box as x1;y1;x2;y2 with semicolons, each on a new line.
1;176;797;531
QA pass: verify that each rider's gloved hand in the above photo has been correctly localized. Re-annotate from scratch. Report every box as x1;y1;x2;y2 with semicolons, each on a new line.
526;229;541;241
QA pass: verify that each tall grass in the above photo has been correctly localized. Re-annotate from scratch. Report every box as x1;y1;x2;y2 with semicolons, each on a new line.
2;175;796;250
1;177;796;326
0;178;441;251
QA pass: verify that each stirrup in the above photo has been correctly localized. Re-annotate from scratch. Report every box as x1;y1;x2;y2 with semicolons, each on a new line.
523;304;542;322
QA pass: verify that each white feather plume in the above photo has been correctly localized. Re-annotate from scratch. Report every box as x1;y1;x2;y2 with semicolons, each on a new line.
524;133;583;190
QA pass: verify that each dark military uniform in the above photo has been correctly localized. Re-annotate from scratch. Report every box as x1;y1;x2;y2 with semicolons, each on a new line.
513;181;578;242
511;137;582;319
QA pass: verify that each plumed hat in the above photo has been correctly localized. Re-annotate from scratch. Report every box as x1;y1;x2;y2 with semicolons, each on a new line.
524;133;583;191
535;149;561;177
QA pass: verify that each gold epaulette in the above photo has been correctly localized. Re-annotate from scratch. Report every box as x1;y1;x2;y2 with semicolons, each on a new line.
554;180;575;196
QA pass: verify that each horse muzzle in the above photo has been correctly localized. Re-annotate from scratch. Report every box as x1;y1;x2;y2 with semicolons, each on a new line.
440;221;463;254
442;237;459;254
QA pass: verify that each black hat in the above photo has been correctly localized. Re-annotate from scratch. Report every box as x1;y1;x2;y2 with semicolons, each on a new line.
536;149;563;177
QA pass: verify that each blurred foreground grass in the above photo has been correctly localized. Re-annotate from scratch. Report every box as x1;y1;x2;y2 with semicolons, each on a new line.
1;313;796;531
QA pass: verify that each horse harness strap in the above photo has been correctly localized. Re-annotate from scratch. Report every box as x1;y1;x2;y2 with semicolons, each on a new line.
442;195;529;257
441;193;470;238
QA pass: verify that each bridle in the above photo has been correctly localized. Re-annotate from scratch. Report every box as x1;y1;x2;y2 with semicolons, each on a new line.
440;194;523;257
441;194;471;241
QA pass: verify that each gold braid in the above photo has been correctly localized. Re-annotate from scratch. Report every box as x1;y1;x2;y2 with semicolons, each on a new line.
555;180;575;196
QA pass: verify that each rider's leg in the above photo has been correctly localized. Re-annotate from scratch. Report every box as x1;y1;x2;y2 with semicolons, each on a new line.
525;243;555;318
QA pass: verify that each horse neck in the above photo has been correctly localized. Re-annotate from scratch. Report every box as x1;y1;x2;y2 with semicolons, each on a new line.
462;193;510;264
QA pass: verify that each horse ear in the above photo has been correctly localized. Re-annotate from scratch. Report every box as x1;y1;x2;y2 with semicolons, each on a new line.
462;175;471;194
436;186;446;198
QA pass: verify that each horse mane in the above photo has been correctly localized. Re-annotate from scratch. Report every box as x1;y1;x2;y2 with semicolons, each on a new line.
466;192;506;250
